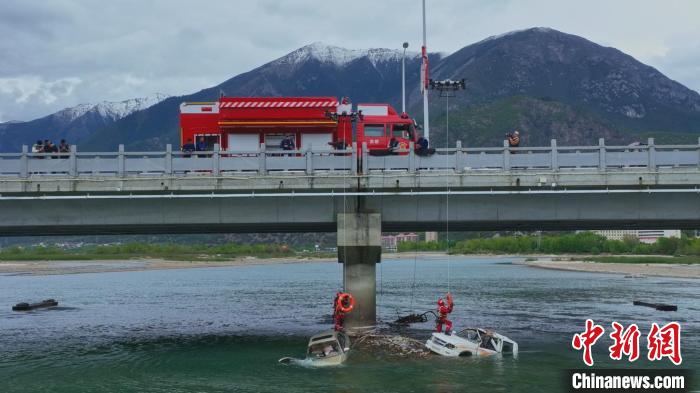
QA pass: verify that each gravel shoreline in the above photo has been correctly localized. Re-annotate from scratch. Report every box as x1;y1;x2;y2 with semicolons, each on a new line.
518;259;700;279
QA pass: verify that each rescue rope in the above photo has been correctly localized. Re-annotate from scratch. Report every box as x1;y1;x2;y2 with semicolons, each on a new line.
445;93;451;294
409;199;419;312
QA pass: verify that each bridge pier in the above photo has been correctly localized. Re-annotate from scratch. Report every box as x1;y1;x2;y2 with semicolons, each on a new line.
337;213;381;330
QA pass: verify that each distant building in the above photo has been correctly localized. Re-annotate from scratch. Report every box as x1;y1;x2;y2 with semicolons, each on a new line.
425;231;438;242
381;233;419;251
593;229;681;244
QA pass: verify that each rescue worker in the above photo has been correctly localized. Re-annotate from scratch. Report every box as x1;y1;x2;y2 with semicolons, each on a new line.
435;293;454;334
332;292;351;331
507;130;520;151
280;135;295;151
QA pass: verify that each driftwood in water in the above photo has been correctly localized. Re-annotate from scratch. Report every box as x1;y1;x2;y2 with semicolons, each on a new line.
12;299;58;311
633;300;677;312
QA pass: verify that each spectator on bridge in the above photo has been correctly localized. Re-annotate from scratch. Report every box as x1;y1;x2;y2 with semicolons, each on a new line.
280;135;295;151
507;130;520;151
58;139;70;157
43;140;58;158
196;136;207;152
182;138;195;157
415;136;435;156
32;140;44;157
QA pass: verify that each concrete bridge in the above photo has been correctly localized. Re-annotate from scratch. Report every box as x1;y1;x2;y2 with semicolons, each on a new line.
2;138;699;328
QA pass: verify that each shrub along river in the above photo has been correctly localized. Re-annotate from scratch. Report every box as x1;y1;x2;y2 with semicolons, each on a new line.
1;257;698;392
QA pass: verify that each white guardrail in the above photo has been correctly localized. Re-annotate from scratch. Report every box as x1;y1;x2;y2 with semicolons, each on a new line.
0;138;699;178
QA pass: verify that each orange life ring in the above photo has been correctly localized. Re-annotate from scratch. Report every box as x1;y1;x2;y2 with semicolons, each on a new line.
399;141;409;150
336;292;355;313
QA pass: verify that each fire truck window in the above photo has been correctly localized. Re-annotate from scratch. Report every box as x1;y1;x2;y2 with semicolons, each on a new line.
265;133;294;151
195;135;220;150
392;124;413;140
364;124;385;137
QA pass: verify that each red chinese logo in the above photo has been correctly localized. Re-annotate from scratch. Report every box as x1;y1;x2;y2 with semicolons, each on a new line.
572;319;605;366
609;322;640;362
572;320;682;366
647;322;682;365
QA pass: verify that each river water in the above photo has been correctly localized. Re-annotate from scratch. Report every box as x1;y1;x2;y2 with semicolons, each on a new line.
1;257;698;392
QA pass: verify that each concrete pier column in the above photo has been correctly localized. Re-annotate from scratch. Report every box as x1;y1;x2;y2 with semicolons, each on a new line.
337;213;381;330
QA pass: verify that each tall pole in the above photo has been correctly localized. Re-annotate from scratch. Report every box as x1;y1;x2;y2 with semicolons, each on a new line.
402;42;408;114
422;0;430;141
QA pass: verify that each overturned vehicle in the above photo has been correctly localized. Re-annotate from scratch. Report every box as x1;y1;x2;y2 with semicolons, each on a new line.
279;330;351;367
425;328;518;358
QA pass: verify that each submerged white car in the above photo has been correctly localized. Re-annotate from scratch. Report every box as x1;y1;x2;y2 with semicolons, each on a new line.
279;330;351;367
425;328;518;358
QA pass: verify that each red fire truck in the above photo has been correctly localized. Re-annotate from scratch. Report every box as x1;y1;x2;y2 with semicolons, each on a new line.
179;96;418;153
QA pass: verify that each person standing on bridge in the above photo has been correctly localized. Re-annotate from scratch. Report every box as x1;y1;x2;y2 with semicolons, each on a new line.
436;293;454;334
507;130;520;153
280;135;295;151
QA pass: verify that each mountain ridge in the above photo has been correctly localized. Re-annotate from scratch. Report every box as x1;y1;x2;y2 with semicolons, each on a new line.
4;28;700;152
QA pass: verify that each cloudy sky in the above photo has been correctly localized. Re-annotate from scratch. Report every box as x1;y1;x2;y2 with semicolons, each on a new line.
1;0;699;122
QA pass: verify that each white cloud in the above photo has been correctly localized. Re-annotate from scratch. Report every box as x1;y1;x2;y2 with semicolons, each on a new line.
0;76;81;104
0;0;698;121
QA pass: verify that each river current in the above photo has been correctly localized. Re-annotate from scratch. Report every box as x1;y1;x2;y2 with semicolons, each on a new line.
1;257;698;392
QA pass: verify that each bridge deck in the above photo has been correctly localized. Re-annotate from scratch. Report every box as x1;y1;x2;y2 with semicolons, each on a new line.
1;139;699;236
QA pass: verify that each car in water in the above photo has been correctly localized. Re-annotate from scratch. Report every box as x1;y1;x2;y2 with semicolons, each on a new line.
425;328;518;358
279;330;351;367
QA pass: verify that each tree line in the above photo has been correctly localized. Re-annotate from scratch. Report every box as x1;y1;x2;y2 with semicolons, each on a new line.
398;232;700;256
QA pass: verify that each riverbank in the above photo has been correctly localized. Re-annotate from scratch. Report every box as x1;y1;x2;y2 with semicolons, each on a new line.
0;257;339;276
0;252;444;276
519;257;700;279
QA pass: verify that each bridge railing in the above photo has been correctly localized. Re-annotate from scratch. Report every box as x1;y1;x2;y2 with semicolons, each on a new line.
365;138;700;172
0;143;358;178
1;138;699;178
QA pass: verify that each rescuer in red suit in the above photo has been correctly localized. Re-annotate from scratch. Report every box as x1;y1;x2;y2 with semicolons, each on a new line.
436;293;454;334
333;292;344;331
333;292;354;331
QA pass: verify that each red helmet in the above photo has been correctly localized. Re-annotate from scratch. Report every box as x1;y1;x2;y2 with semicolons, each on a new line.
438;298;444;306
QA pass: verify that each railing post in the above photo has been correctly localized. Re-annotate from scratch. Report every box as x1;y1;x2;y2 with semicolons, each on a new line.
551;139;559;171
69;145;77;177
697;137;700;168
165;144;173;175
408;142;416;173
258;143;266;175
351;142;358;174
213;143;220;176
20;145;28;178
362;142;369;174
118;144;125;177
305;145;313;175
503;140;510;170
598;138;606;170
647;137;656;170
455;140;463;173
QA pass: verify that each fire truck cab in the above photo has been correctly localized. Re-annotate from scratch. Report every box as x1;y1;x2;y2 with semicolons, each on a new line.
179;96;417;153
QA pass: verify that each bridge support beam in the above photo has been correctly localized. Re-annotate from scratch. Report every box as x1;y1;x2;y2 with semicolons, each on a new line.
337;213;381;330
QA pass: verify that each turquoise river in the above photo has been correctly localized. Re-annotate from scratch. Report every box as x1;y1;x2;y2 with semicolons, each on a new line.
1;257;698;392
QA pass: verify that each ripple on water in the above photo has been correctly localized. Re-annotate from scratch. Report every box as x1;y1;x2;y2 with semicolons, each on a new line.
0;258;698;393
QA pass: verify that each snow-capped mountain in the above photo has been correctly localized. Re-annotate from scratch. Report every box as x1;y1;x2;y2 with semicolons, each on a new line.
54;94;170;123
274;42;420;68
0;93;169;152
